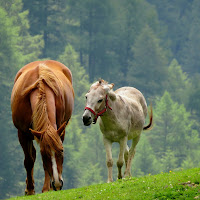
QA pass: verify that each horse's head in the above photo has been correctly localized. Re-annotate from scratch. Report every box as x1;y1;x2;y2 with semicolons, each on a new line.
30;122;66;191
82;79;116;126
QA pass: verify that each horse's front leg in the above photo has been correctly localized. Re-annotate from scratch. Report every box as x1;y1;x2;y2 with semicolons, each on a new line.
103;137;113;183
117;137;128;179
42;170;51;193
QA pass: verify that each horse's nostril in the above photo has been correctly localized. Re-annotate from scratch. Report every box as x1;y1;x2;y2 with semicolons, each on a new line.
60;179;63;190
52;181;56;191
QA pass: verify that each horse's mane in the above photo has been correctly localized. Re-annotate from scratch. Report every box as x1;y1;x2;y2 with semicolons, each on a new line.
29;64;63;155
90;79;108;91
98;79;108;86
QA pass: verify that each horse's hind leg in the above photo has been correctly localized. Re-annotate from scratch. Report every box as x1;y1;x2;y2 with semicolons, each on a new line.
124;145;129;168
124;135;140;177
18;130;36;195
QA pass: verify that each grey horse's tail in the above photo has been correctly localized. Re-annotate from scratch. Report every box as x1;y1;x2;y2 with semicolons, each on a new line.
143;103;153;130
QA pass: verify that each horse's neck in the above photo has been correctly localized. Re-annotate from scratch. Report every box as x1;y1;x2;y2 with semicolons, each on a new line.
100;96;118;124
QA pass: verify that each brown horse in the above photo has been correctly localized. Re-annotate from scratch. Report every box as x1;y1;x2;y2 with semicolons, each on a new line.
11;60;74;195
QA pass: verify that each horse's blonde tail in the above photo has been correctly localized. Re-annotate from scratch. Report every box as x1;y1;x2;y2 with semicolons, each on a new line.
143;103;153;131
38;64;61;96
31;64;61;131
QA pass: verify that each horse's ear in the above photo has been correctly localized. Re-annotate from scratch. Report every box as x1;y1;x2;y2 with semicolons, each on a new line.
29;128;45;139
103;83;114;93
103;83;116;101
57;122;67;137
109;83;114;89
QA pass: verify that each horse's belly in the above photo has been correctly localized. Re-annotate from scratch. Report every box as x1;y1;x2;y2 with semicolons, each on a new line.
100;122;142;142
12;96;32;132
127;130;142;140
100;118;129;142
101;129;127;142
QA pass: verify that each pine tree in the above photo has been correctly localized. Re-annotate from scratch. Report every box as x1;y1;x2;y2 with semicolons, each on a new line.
66;0;123;83
58;44;90;117
23;0;68;59
127;25;168;97
62;117;84;189
166;59;191;105
132;135;161;176
148;0;192;61
180;0;200;74
77;124;105;186
1;0;43;67
148;91;200;171
0;4;23;198
160;150;177;172
186;74;200;125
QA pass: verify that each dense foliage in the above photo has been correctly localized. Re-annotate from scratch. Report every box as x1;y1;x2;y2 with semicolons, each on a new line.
0;0;200;199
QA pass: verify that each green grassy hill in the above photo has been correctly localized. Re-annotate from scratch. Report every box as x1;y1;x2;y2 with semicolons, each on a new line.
9;168;200;200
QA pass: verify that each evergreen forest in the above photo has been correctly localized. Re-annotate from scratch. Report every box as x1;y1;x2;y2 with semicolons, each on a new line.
1;0;200;199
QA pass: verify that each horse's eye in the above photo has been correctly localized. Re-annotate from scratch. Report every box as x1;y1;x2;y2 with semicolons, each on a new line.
98;99;103;103
85;96;87;100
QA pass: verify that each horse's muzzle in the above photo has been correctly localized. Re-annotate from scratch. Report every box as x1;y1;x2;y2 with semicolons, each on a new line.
82;115;92;126
51;179;63;191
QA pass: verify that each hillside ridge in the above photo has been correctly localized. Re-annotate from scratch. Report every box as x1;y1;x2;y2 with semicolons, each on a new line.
8;168;200;200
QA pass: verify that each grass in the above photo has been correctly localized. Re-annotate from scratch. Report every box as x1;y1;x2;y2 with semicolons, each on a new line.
8;168;200;200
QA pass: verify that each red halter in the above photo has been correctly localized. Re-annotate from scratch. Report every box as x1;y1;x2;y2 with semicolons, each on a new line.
84;95;112;124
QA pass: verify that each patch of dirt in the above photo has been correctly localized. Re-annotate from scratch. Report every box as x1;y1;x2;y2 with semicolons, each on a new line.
179;181;197;188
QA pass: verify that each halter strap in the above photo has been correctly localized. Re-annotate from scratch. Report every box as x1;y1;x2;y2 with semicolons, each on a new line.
84;95;112;124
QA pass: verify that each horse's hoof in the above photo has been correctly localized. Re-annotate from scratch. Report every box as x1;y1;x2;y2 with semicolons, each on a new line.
25;189;35;195
124;173;131;178
118;175;123;179
107;179;113;183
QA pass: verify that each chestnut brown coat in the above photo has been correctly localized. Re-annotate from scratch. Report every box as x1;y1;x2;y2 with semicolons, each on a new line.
11;60;74;194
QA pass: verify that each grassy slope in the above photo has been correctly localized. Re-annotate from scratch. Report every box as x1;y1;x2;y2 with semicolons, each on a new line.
9;168;200;200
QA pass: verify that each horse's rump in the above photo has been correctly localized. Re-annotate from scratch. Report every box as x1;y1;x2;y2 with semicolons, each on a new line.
115;87;148;117
11;61;74;133
12;64;63;101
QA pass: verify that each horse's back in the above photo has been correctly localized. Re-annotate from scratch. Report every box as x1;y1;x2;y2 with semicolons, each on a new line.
115;87;147;117
14;60;72;83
